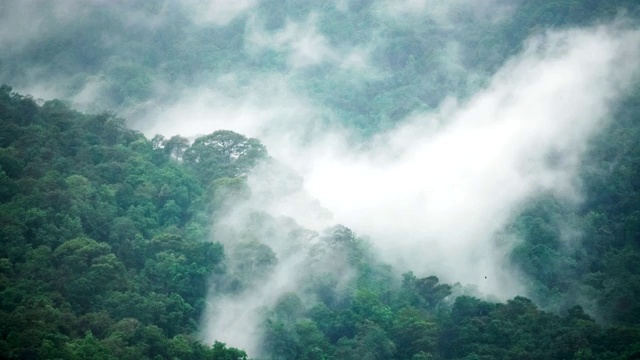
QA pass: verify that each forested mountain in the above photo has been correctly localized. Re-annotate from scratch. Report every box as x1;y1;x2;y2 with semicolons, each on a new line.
2;0;640;359
0;85;250;359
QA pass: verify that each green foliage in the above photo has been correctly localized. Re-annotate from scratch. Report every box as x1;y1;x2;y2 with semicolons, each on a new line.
183;130;268;185
255;223;640;360
506;85;640;325
2;1;640;357
4;1;638;135
1;81;640;358
0;86;246;359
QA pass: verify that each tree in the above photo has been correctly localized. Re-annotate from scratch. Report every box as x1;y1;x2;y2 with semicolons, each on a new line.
392;307;438;360
183;130;268;184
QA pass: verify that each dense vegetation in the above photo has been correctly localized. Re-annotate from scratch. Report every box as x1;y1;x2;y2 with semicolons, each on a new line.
0;86;249;359
508;87;640;324
2;81;640;359
3;0;640;359
3;0;639;134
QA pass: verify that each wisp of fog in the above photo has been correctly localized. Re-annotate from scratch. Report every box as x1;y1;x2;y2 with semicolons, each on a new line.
303;24;640;294
3;1;640;355
186;23;640;355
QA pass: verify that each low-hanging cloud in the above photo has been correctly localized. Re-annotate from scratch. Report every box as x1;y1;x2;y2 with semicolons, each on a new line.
374;0;514;25
137;73;329;146
184;21;640;356
246;13;375;70
299;23;640;297
0;1;86;51
200;169;352;356
5;1;638;353
0;1;170;53
144;22;640;302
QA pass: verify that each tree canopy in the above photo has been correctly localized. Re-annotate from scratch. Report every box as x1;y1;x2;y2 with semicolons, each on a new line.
2;0;640;359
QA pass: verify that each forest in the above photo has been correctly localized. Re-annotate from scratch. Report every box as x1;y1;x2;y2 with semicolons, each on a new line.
2;0;640;359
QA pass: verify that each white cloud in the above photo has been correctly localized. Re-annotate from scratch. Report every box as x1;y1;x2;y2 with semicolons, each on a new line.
137;73;324;145
246;13;375;70
202;251;310;356
299;24;640;298
146;22;640;302
133;20;640;356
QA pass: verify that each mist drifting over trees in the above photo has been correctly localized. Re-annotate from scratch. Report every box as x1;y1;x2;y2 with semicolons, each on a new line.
2;1;640;359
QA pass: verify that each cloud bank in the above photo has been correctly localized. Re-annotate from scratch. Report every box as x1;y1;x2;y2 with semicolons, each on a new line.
191;22;640;355
3;1;639;354
301;24;640;296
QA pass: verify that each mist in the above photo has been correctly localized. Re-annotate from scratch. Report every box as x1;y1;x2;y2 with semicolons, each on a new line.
374;0;514;24
190;22;640;355
2;0;640;356
153;22;640;290
303;24;640;292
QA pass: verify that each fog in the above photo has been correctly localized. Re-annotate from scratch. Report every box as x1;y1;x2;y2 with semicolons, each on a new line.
184;0;259;26
2;0;640;356
0;1;85;50
246;13;375;70
304;24;640;292
375;0;513;24
193;23;640;354
146;22;640;292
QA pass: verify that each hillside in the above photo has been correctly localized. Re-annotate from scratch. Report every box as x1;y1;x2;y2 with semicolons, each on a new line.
2;1;640;359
